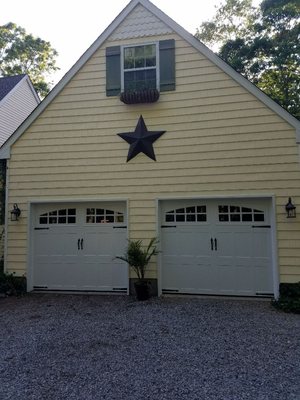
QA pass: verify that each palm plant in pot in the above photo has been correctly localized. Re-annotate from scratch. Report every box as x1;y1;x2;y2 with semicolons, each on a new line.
116;238;159;300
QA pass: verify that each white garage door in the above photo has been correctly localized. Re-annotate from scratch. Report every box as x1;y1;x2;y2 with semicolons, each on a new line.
161;199;273;296
32;202;128;292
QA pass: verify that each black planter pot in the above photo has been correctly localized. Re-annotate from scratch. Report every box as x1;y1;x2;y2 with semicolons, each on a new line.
134;280;151;301
120;89;160;105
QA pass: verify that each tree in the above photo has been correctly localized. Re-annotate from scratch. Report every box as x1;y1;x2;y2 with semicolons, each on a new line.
195;0;300;120
0;22;59;98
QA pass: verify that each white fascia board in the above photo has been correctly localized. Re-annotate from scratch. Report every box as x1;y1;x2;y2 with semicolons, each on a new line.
1;0;299;160
25;75;40;104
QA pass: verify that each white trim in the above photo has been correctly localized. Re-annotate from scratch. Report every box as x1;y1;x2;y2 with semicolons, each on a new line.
24;76;40;104
27;202;33;291
0;0;299;159
3;159;9;273
157;194;278;298
271;196;279;299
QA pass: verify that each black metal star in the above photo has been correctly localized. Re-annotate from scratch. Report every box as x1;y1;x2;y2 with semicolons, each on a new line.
117;115;166;162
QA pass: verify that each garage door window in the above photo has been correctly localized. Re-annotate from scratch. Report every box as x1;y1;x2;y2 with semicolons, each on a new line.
86;208;124;223
165;206;207;222
39;209;76;224
218;205;264;222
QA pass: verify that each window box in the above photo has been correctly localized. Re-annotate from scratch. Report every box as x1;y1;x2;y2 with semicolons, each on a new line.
120;88;160;104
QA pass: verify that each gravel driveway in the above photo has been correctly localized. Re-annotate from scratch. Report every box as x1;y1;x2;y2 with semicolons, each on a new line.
1;294;299;400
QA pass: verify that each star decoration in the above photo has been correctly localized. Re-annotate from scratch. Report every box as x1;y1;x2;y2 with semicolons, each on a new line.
117;115;166;162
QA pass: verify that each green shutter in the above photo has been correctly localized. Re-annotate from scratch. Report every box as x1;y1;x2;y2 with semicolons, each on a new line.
106;46;121;96
159;39;175;92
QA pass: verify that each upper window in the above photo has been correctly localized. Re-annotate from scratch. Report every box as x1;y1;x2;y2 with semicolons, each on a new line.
106;39;175;98
123;44;158;91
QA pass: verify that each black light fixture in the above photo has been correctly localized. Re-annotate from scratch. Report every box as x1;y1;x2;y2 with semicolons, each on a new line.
11;204;21;221
285;197;296;218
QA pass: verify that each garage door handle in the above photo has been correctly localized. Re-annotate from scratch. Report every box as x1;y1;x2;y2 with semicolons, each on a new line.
214;238;217;251
81;238;84;250
211;238;214;251
77;239;80;250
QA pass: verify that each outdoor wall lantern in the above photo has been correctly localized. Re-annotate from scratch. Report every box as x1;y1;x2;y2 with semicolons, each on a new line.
285;197;296;219
11;204;21;221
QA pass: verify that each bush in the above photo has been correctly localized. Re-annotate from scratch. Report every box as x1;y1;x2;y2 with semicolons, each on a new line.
272;282;300;314
0;271;26;296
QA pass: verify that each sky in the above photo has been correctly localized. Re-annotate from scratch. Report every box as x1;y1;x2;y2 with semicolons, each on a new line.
1;0;226;84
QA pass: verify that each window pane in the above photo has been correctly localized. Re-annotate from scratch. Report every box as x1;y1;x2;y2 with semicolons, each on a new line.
86;216;95;223
166;214;174;222
230;214;240;222
177;208;184;214
107;215;114;223
106;209;114;215
230;206;240;213
145;44;155;57
197;214;207;222
68;209;76;215
219;205;228;213
40;217;48;224
49;210;57;216
49;217;57;224
176;215;185;222
242;214;252;222
219;214;229;222
58;209;66;216
187;214;196;222
58;217;66;224
197;206;206;213
124;48;134;69
186;207;195;213
116;215;124;223
87;208;95;215
242;207;252;213
68;216;76;224
254;213;264;222
134;46;144;58
96;209;104;214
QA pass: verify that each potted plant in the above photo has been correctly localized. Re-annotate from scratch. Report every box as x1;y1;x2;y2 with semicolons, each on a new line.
116;238;159;300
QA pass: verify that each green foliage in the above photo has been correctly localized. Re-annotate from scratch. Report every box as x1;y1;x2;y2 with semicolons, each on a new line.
272;282;300;314
0;271;26;296
195;0;257;48
195;0;300;120
116;238;159;281
0;22;59;98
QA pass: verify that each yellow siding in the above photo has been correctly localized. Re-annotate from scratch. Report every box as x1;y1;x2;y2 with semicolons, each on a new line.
6;31;300;284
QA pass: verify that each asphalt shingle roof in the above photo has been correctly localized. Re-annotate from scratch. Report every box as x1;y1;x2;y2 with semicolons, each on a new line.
0;74;25;102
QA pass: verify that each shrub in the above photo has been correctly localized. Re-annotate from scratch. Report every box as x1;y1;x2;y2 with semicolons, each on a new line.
272;282;300;314
0;271;26;296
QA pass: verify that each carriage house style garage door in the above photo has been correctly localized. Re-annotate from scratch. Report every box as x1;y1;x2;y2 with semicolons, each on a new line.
31;202;128;292
161;199;274;296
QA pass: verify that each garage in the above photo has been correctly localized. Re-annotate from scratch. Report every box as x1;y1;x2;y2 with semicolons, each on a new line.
161;198;274;296
31;202;128;292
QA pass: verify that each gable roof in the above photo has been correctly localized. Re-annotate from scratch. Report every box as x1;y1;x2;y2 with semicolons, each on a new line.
0;74;26;102
0;0;299;158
